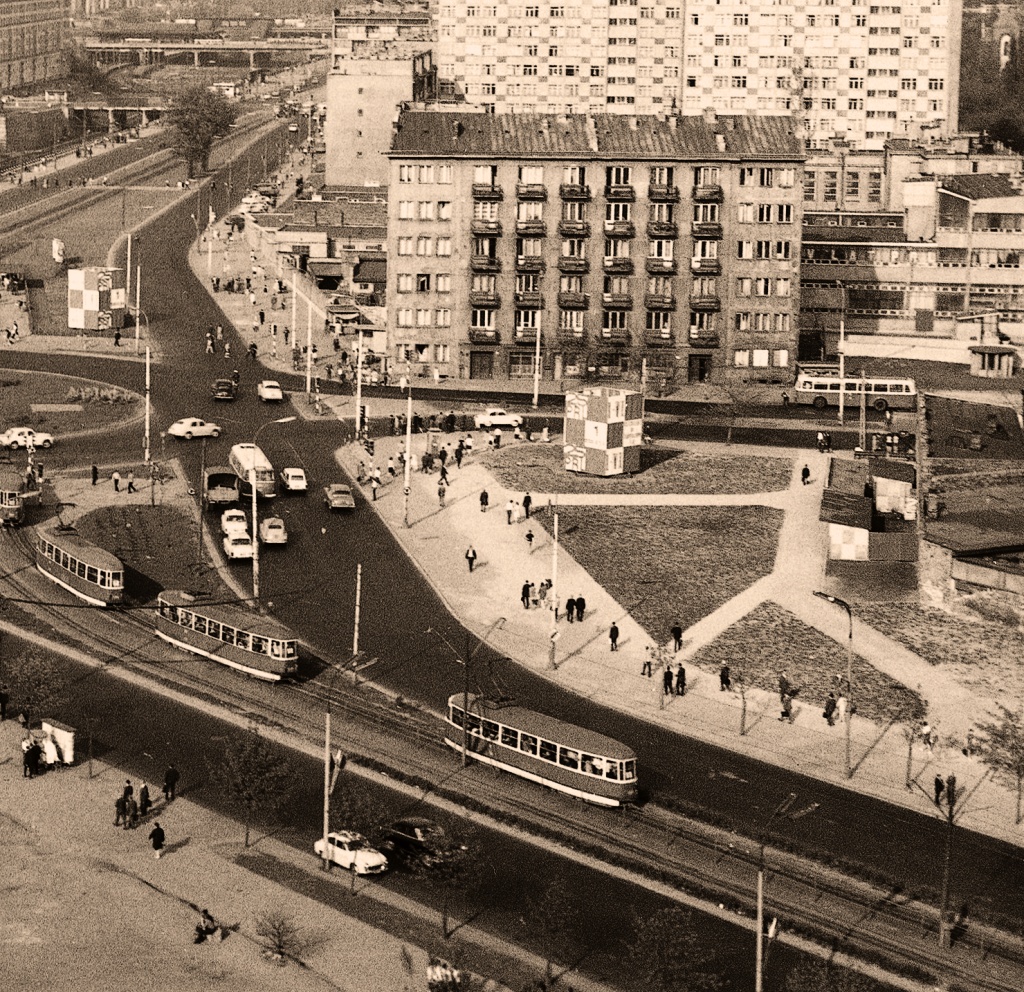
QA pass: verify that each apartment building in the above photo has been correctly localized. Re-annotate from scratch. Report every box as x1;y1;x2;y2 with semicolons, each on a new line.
385;110;803;386
435;0;962;151
0;0;69;95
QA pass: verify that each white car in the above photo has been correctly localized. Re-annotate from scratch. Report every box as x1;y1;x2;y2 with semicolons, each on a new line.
167;417;221;440
287;123;300;133
280;467;308;492
257;380;285;402
0;427;54;449
220;508;248;536
223;532;254;560
473;408;523;430
312;831;388;875
259;517;288;545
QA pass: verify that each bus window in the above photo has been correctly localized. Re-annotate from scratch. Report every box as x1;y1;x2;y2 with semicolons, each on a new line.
843;381;858;392
559;747;579;770
873;383;888;393
481;720;500;741
251;635;267;655
500;726;518;748
450;706;464;727
194;616;208;635
207;621;221;640
465;713;481;735
623;759;637;781
539;739;557;763
520;732;538;755
269;640;281;657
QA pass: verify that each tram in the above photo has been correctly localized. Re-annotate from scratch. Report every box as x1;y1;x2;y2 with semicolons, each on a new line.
35;527;125;607
0;468;28;527
155;590;299;682
443;693;638;807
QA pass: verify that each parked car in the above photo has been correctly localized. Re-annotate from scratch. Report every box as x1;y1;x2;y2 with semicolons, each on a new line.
220;508;248;536
257;380;285;402
0;427;54;449
280;467;308;492
473;407;522;429
222;532;253;560
324;484;356;510
258;517;288;545
312;831;388;874
380;818;459;869
287;122;300;133
211;378;237;401
167;417;221;440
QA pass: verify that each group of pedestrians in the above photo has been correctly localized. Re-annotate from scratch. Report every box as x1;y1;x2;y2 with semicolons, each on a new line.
109;765;178;860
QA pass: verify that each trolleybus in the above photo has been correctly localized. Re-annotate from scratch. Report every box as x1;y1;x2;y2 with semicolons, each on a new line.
793;373;917;412
155;590;299;681
228;443;277;499
35;527;125;607
444;693;638;806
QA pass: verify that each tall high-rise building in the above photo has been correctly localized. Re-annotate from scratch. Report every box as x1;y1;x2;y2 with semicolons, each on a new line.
0;0;69;95
435;0;962;151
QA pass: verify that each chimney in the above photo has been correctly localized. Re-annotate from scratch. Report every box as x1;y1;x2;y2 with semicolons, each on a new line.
668;115;677;130
585;114;599;153
715;133;726;152
628;116;638;130
702;107;717;127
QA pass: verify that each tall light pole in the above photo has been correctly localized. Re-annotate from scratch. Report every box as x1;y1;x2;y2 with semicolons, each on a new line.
403;381;413;528
130;306;148;358
814;591;854;779
251;416;296;607
532;326;542;409
837;279;846;425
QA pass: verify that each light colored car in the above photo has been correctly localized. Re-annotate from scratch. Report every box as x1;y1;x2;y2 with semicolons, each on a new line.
220;508;248;536
473;407;523;430
312;831;388;875
223;532;254;560
259;517;288;545
167;417;221;440
287;122;300;132
324;484;356;510
0;427;54;449
280;467;308;492
257;380;285;402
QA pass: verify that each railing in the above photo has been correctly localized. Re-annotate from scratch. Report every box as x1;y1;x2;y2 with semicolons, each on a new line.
516;219;548;236
597;328;631;342
513;292;544;307
513;330;542;344
647;221;678;239
690;258;721;275
468;329;500;343
470;256;502;272
649;183;681;202
603;257;633;274
691;221;723;238
688;294;721;311
646;257;677;275
468;291;500;307
602;293;633;309
559;183;592;201
604;220;636;237
688;332;720;347
693;184;724;202
604;184;636;201
557;292;590;309
515;255;545;272
516;183;548;201
645;294;677;310
470;220;503;236
644;333;675;347
558;256;589;273
558;220;591;237
472;184;503;200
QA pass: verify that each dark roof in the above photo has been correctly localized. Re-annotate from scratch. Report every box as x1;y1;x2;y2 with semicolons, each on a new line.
307;260;349;277
925;485;1024;552
354;259;387;283
923;395;1024;460
327;225;387;241
866;457;916;484
940;174;1020;201
820;489;873;529
969;345;1016;355
827;458;868;494
390;111;803;161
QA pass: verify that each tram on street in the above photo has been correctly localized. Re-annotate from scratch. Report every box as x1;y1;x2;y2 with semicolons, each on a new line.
35;527;125;607
155;590;299;681
793;373;917;412
228;443;277;499
444;693;638;807
0;468;28;527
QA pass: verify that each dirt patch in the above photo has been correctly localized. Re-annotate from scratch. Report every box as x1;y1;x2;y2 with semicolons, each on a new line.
0;371;140;436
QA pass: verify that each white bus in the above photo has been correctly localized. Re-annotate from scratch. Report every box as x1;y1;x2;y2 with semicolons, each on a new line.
794;375;917;412
228;443;277;498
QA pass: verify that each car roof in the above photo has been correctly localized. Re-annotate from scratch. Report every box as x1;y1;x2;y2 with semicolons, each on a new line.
328;830;365;842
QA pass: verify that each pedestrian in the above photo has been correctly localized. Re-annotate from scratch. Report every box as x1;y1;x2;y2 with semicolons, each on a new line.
825;432;833;453
113;329;121;348
836;693;848;725
371;477;379;501
439;463;449;485
126;471;136;494
162;764;179;802
719;663;731;691
675;663;686;696
663;666;674;696
816;431;825;453
506;498;516;525
801;464;810;485
439;447;448;467
205;333;214;355
437;482;446;509
671;623;683;652
0;682;8;721
523;492;533;519
780;692;794;724
493;427;502;449
258;308;265;325
149;821;166;859
781;390;790;409
387;457;396;479
934;774;945;805
111;471;121;492
139;783;151;817
526;529;535;552
565;596;576;623
823;692;837;727
216;323;223;341
465;546;477;572
513;500;523;523
521;581;531;610
122;779;134;803
480;489;489;513
963;729;975;758
575;594;586;621
778;671;791;702
114;794;127;826
921;721;935;752
609;623;619;651
455;444;464;469
641;646;653;677
91;464;99;486
126;797;139;830
224;342;231;360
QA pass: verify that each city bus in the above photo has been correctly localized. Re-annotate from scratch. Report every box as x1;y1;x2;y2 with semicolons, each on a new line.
443;693;638;807
228;443;276;498
793;374;917;412
35;527;125;607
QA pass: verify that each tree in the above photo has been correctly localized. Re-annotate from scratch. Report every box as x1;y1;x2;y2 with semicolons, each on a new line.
626;906;724;992
164;86;237;177
525;876;583;984
977;705;1024;825
254;909;310;965
404;825;481;940
784;959;881;992
208;728;294;847
6;648;66;728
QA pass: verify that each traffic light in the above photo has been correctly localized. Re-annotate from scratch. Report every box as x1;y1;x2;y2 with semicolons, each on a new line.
359;405;368;431
363;439;375;457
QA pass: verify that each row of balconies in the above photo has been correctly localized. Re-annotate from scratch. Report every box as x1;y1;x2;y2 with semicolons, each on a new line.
473;183;724;204
471;255;714;276
466;329;701;348
467;291;721;312
471;220;713;239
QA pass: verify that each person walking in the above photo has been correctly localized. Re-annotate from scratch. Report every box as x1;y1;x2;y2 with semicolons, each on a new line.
525;529;534;552
671;623;683;652
663;666;674;696
465;545;477;572
439;463;450;485
126;471;137;494
780;693;794;724
675;663;686;696
126;797;139;830
801;464;810;485
0;682;9;721
149;821;166;860
162;764;179;802
205;332;215;355
565;596;576;623
492;427;502;449
387;457;396;479
113;329;121;348
934;774;945;806
111;471;121;493
521;581;532;610
778;671;791;702
575;594;586;622
91;464;99;486
455;443;464;470
823;692;837;727
781;390;790;410
139;783;152;817
437;481;446;509
719;663;731;691
522;493;533;519
114;794;127;827
371;477;380;501
122;779;134;804
641;646;653;677
439;447;448;468
480;490;489;513
836;693;848;725
609;623;619;651
506;498;516;525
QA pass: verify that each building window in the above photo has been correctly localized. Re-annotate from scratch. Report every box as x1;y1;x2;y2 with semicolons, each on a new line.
436;238;452;256
397;274;414;293
398;200;415;220
471;309;495;330
398;237;414;256
417;274;432;292
418;201;434;221
416;309;432;327
603;310;630;333
436;274;451;293
399;165;414;183
607;166;633;185
736;277;752;296
416;237;433;256
397;308;413;326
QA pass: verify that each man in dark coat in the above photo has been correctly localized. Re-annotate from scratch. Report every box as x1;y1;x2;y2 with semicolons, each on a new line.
823;692;837;727
575;594;587;621
149;821;166;859
0;682;9;721
522;493;533;519
521;581;532;610
163;764;179;802
565;597;576;623
671;624;683;652
675;663;686;696
719;663;731;691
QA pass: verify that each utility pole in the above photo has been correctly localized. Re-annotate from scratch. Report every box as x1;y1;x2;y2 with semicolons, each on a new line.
354;330;364;441
837;280;846;425
939;774;958;948
352;562;362;662
549;510;559;669
403;384;413;528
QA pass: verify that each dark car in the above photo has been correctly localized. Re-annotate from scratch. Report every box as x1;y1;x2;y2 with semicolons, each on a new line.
380;818;457;869
211;378;237;401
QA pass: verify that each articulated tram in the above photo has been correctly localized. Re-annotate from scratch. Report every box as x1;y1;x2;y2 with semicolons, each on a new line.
444;693;638;806
35;527;125;607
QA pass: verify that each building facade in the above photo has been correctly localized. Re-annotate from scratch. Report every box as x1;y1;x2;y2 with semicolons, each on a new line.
435;0;961;151
386;110;803;385
0;0;69;96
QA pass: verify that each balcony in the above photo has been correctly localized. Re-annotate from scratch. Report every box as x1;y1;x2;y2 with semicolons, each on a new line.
644;333;676;347
604;184;636;202
468;291;501;308
472;184;504;201
647;221;678;239
515;255;545;273
558;256;589;274
517;183;548;201
470;255;502;273
471;219;503;236
558;291;590;309
645;294;676;310
602;293;633;309
558;220;591;237
560;183;592;201
513;330;542;345
514;292;544;307
516;219;548;236
597;328;631;343
468;329;500;344
558;329;589;345
688;293;721;311
649;183;681;203
693;184;724;202
646;257;677;275
603;256;634;275
690;258;721;276
604;220;636;238
688;332;720;348
691;221;723;238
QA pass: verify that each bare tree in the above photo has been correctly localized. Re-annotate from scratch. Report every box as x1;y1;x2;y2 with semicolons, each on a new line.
976;705;1024;824
897;695;927;791
626;906;723;992
254;910;309;965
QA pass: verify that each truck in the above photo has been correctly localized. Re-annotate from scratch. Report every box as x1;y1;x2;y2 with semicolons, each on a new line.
204;467;239;506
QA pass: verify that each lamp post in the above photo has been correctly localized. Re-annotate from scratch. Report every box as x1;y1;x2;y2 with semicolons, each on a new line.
814;590;854;779
403;380;413;528
129;305;148;357
251;416;296;607
837;280;846;425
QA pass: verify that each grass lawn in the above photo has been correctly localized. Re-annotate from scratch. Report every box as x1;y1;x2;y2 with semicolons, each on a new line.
0;370;139;435
482;443;792;495
690;602;925;723
533;504;783;633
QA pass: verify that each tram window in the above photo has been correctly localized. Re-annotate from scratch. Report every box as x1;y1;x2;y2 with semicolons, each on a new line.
236;633;251;651
207;621;221;640
450;707;464;727
539;739;557;763
251;635;267;655
167;606;179;623
112;573;123;588
500;726;518;748
270;641;282;657
60;552;68;569
284;642;297;658
481;720;499;741
193;616;207;635
222;626;236;645
77;561;87;578
559;747;579;770
179;610;193;628
519;733;538;755
607;762;620;780
86;566;98;583
465;713;481;734
581;753;601;775
623;759;637;781
97;571;108;588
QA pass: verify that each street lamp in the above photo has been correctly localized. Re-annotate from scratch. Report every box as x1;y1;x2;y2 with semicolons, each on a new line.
251;416;296;607
814;591;854;779
129;305;148;356
402;378;413;528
